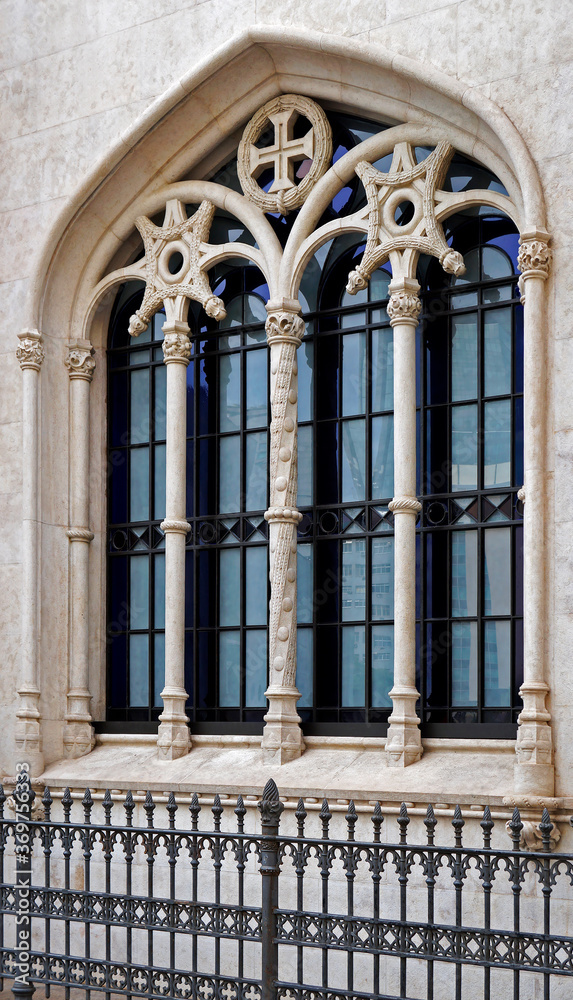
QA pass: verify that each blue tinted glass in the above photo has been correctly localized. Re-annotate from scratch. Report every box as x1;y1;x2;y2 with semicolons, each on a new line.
451;531;477;617
451;622;478;706
130;557;149;630
453;247;479;285
484;399;511;487
219;631;240;706
297;545;313;624
451;313;477;401
153;444;166;520
130;368;149;444
484;527;511;616
298;424;313;506
245;431;267;511
484;620;511;706
245;630;267;706
219;434;241;513
219;296;243;329
246;349;267;428
220;548;240;626
154;553;165;630
341;539;366;622
514;397;523;486
370;269;391;302
341;625;365;706
372;537;393;620
110;371;128;447
484;308;511;397
372;415;394;499
130;447;149;521
243;294;267;326
296;629;313;707
219;353;241;431
482;245;513;280
298;340;314;422
186;364;194;437
153;633;165;706
246;546;267;626
152;313;164;342
129;634;149;706
372;328;393;412
110;452;128;524
372;624;393;707
154;365;167;440
342;333;366;415
451;404;477;492
342;419;366;502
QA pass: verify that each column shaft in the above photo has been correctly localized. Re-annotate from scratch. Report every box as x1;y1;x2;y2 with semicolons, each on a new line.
157;323;192;760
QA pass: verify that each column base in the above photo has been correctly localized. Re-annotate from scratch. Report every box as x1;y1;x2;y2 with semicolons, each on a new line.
63;720;96;758
157;689;191;760
14;685;44;775
262;685;304;764
385;687;422;767
515;683;554;796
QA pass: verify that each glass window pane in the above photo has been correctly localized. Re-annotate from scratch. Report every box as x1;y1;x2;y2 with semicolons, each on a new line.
219;631;240;706
370;269;391;302
153;443;166;520
372;537;393;620
341;539;366;622
130;557;149;630
130;368;149;444
342;419;366;502
372;414;393;500
296;629;313;707
451;313;477;401
244;294;267;326
372;328;393;412
153;633;165;707
484;620;511;706
342;332;366;415
482;245;513;280
246;546;267;626
220;548;240;626
154;553;165;630
219;434;241;513
246;431;267;511
453;247;479;285
218;295;243;329
298;424;313;506
341;307;366;329
219;353;241;431
484;308;511;397
129;634;148;706
484;527;511;616
341;625;365;706
484;399;511;488
372;624;393;707
451;531;478;618
153;365;167;440
245;630;267;706
451;404;477;492
298;341;314;423
130;447;149;521
297;545;313;624
246;349;267;428
452;621;478;706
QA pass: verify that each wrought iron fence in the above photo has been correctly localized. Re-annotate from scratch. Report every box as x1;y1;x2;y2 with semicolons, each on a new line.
2;770;573;1000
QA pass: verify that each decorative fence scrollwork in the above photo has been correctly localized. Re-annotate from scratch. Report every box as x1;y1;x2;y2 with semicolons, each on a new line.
2;772;572;1000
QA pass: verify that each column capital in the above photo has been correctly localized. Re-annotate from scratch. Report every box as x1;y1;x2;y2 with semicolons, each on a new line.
517;229;551;280
65;340;96;381
17;329;45;371
387;278;422;327
162;326;191;364
265;308;305;346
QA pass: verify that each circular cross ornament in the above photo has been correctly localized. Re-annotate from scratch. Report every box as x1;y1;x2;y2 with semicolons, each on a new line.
238;94;332;215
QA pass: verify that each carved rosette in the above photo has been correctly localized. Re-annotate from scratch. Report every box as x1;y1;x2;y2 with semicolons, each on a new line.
162;332;191;364
65;344;96;381
17;331;45;371
517;237;551;279
264;311;305;693
387;291;422;327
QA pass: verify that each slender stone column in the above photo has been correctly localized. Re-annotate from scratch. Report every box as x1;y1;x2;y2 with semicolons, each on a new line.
515;231;554;796
262;302;305;763
385;279;423;767
15;330;45;775
63;341;97;757
157;322;192;760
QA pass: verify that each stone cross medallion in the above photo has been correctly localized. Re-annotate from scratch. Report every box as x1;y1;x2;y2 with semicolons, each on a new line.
238;94;332;215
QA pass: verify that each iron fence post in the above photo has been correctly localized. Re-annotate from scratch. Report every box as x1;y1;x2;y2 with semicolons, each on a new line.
258;779;283;1000
11;769;35;1000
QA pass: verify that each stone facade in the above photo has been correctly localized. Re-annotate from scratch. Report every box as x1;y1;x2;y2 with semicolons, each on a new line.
1;1;572;852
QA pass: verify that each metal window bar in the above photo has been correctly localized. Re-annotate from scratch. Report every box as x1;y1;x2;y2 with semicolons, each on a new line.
2;773;573;1000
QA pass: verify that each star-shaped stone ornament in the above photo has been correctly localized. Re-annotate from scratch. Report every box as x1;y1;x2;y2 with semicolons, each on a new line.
128;199;226;336
346;141;466;293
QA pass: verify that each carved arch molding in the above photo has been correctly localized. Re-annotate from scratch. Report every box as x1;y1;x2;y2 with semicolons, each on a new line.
15;32;554;797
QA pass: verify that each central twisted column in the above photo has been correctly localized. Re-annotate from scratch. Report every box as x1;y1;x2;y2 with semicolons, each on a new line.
262;302;305;763
385;278;423;766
